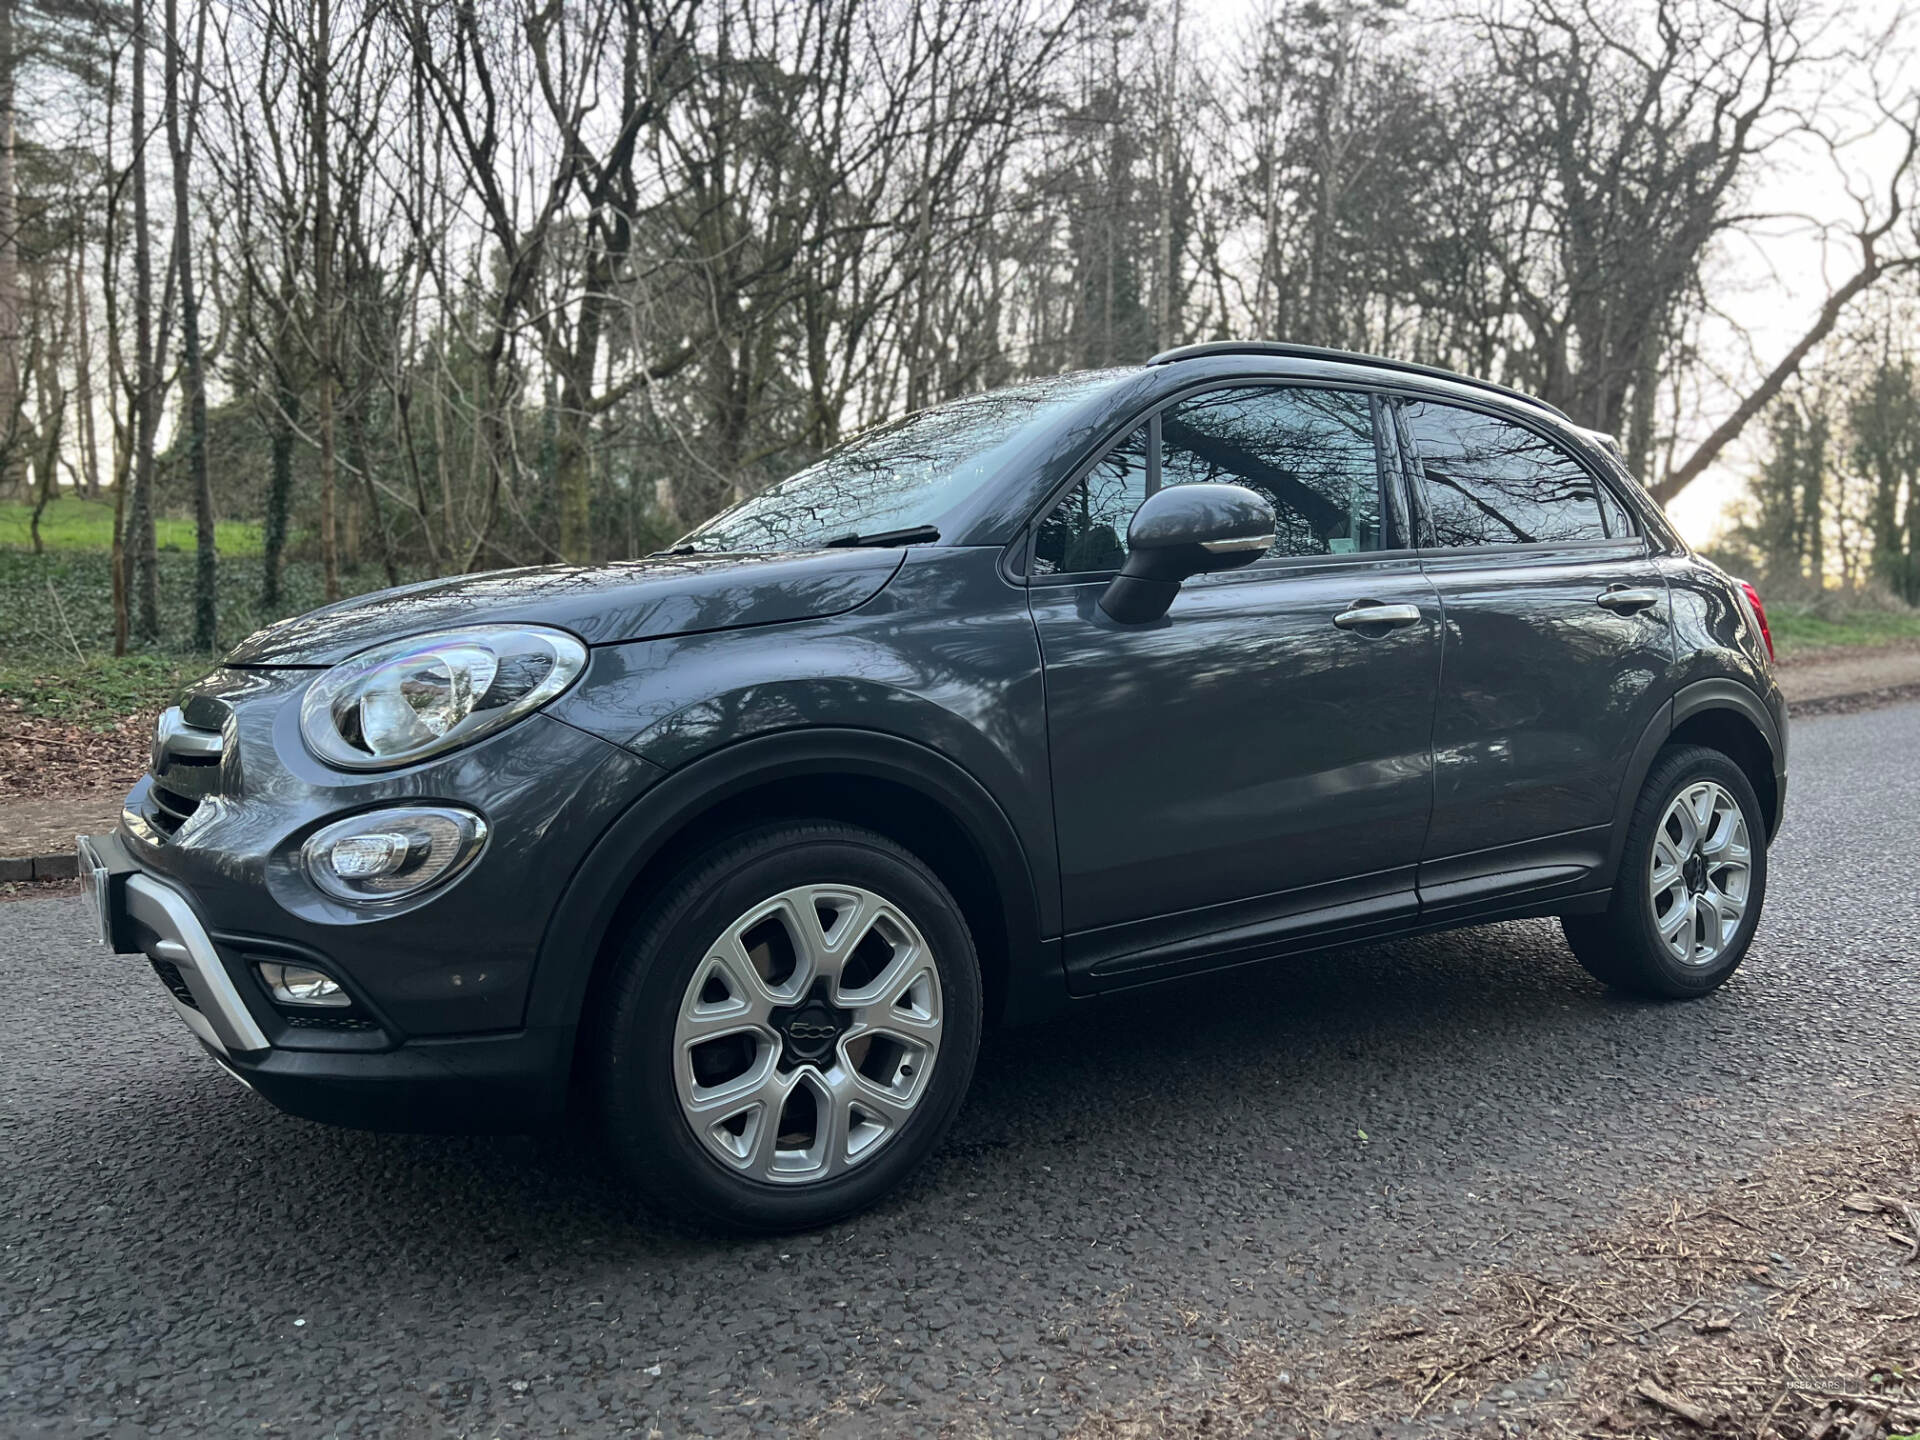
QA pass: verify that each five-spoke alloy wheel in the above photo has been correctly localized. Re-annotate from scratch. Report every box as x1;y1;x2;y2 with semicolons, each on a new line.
1563;744;1769;998
596;822;981;1232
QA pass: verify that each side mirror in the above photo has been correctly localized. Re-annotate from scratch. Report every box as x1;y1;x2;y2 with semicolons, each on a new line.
1098;483;1275;623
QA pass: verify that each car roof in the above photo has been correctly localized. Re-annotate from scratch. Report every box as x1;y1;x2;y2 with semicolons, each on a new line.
1146;341;1573;423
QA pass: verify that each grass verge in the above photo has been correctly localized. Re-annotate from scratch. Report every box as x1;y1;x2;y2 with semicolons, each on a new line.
0;497;262;556
1768;606;1920;657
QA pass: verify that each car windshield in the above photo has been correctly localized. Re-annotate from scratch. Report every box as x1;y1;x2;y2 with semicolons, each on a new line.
674;370;1130;553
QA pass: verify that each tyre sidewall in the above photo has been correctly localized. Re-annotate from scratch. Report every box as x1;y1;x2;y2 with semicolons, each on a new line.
599;827;982;1232
1617;747;1769;997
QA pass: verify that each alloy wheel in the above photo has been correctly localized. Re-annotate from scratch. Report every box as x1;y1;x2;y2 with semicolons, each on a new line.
1648;780;1752;967
672;884;943;1184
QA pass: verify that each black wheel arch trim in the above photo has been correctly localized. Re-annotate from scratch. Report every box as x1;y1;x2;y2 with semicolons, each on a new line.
1607;677;1786;881
1668;676;1786;761
524;727;1063;1043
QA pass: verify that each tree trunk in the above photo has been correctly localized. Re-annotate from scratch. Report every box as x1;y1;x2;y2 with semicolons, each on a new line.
167;0;217;651
1154;0;1180;352
0;0;19;498
110;440;129;655
28;415;60;553
1652;258;1903;506
262;339;297;610
1801;450;1825;585
313;0;339;601
71;246;102;497
128;2;161;643
347;400;398;586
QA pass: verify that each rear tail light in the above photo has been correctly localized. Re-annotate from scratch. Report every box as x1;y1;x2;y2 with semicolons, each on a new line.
1737;579;1774;662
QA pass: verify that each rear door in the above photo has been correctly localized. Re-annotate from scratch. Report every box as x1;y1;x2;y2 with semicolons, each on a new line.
1031;383;1444;990
1394;396;1673;914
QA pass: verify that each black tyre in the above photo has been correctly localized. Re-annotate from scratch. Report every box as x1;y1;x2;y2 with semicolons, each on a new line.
1562;744;1769;998
594;821;982;1232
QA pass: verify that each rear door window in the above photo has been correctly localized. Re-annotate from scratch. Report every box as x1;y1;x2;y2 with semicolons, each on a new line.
1401;400;1610;547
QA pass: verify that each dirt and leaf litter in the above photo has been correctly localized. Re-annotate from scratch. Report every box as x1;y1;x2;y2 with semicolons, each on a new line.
1074;1114;1920;1439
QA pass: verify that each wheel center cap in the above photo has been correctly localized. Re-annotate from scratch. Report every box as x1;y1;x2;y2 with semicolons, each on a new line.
1684;852;1707;892
771;988;851;1067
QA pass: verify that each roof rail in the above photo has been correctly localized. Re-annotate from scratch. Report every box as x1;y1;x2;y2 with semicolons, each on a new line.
1144;341;1572;422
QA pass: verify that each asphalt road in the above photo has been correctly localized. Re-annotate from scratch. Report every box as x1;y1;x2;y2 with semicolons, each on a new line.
4;702;1919;1439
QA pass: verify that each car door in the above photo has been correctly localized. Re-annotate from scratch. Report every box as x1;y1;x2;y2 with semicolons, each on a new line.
1393;396;1674;913
1029;383;1444;991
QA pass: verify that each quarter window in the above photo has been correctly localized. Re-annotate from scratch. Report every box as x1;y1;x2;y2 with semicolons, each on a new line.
1595;480;1632;537
1032;425;1147;575
1401;401;1610;546
1033;387;1386;574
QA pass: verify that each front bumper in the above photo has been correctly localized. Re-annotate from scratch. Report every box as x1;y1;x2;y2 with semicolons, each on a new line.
80;659;665;1134
121;864;272;1057
85;828;578;1132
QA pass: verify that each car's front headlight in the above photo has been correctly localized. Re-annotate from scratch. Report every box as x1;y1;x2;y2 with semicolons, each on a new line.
299;625;588;770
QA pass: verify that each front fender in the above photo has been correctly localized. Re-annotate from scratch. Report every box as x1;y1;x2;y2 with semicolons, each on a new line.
548;549;1057;939
537;548;1062;1034
524;726;1059;1037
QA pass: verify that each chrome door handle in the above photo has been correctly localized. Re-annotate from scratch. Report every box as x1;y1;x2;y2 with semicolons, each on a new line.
1595;587;1660;614
1332;602;1422;631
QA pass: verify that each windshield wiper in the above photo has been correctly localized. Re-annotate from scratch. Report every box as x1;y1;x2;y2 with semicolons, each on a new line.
649;544;698;557
821;524;940;549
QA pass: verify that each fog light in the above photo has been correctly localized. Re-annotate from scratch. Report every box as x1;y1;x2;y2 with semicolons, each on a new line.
257;961;350;1007
301;806;488;904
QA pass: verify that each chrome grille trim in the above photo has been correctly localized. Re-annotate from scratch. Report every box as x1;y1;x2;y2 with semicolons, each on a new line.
154;707;224;760
145;707;226;837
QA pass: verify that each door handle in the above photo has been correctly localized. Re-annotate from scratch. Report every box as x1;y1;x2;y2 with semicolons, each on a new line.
1595;586;1660;614
1332;601;1423;631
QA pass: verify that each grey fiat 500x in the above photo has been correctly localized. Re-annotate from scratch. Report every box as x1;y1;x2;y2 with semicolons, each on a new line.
79;342;1786;1231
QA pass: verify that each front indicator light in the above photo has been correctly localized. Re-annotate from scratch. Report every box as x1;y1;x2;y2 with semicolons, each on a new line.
257;961;350;1008
301;806;488;904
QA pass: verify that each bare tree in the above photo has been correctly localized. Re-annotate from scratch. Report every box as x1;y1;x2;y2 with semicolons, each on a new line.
11;0;1920;661
126;0;164;643
0;0;19;496
164;0;215;647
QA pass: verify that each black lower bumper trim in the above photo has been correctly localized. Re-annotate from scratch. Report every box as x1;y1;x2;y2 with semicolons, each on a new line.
216;1025;575;1134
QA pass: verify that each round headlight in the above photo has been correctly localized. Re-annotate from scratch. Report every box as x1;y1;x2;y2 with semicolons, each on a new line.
299;625;587;770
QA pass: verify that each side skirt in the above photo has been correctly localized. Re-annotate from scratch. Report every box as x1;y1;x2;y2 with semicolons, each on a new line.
1068;867;1615;999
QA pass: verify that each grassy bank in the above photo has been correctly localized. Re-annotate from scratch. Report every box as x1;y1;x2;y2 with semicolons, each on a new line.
5;495;1918;732
0;497;263;556
1766;603;1920;656
0;548;421;731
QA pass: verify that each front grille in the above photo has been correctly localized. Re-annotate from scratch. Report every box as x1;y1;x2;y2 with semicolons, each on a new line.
280;1012;379;1031
145;707;226;838
150;957;201;1011
148;783;202;836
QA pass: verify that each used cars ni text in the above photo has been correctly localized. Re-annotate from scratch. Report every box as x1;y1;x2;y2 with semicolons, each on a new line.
79;341;1786;1231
